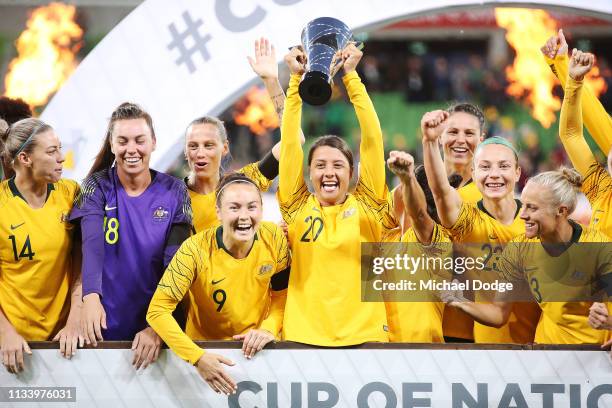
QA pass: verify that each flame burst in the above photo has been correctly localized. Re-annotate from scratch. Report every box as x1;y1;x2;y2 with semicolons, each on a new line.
4;2;83;108
495;8;606;128
233;86;279;136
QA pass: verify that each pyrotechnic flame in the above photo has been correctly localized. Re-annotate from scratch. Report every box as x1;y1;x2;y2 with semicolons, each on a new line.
233;86;279;136
494;8;606;128
4;2;83;108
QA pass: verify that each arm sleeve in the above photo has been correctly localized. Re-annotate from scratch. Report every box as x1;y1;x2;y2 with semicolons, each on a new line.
238;154;277;192
445;202;478;241
344;71;386;200
146;238;204;365
278;74;309;224
163;223;191;268
546;53;612;154
79;214;105;297
558;77;598;176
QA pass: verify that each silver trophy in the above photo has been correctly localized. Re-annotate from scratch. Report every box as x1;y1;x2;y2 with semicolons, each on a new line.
299;17;354;106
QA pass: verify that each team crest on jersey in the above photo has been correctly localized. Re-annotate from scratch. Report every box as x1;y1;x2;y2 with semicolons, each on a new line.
153;206;169;222
258;264;273;276
342;208;356;219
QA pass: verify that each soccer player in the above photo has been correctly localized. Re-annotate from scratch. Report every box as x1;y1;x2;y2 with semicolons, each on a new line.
445;169;612;344
147;173;289;395
70;103;192;369
422;110;540;343
390;103;486;342
187;38;304;233
541;30;612;155
0;118;82;373
556;49;612;239
279;44;395;346
385;151;459;342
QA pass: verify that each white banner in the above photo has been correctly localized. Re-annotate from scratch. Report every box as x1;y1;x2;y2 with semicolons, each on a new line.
40;0;612;182
1;348;612;407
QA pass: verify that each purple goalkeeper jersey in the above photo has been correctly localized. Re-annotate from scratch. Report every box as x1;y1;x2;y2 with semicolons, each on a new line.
70;167;192;340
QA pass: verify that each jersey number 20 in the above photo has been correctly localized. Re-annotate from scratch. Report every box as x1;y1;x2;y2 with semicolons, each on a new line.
300;216;323;242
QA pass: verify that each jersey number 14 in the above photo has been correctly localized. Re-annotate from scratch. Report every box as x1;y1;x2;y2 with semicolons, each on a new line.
8;235;35;261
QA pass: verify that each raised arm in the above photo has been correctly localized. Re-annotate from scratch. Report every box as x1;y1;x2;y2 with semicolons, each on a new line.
387;151;434;244
542;30;612;154
343;44;386;199
421;110;463;228
247;37;305;160
278;48;308;216
558;49;598;177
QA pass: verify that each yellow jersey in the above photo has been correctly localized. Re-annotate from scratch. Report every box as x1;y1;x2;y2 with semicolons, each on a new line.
499;223;612;344
147;221;289;364
385;224;450;342
443;180;483;341
188;162;274;233
0;178;78;340
279;71;393;346
447;200;540;343
558;77;612;239
546;53;612;155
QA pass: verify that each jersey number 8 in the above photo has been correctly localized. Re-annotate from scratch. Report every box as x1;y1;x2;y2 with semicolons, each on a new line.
103;216;119;245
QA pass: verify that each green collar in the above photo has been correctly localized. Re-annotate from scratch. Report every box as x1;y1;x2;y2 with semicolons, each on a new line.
477;199;522;221
215;226;258;257
9;177;54;203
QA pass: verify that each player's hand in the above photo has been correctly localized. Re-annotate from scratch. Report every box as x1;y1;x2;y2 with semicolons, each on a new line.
278;220;289;240
540;28;568;59
131;327;162;370
81;293;106;347
1;327;31;374
53;314;84;359
342;43;363;74
589;302;611;330
439;280;469;308
568;49;595;81
233;329;275;359
421;110;449;142
387;151;415;181
284;46;306;75
196;352;237;395
248;37;278;80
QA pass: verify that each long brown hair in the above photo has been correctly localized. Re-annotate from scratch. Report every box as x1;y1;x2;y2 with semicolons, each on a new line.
88;102;155;177
0;118;53;180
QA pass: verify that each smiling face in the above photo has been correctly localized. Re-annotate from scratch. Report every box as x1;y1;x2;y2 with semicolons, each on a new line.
185;123;228;180
18;129;65;183
216;182;262;244
473;143;520;200
520;182;559;239
309;145;352;206
440;111;482;170
110;118;156;177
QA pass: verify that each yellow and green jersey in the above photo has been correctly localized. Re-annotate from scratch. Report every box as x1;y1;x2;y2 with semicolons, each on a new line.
499;223;612;344
446;200;540;343
0;178;78;340
385;224;450;343
147;221;289;364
